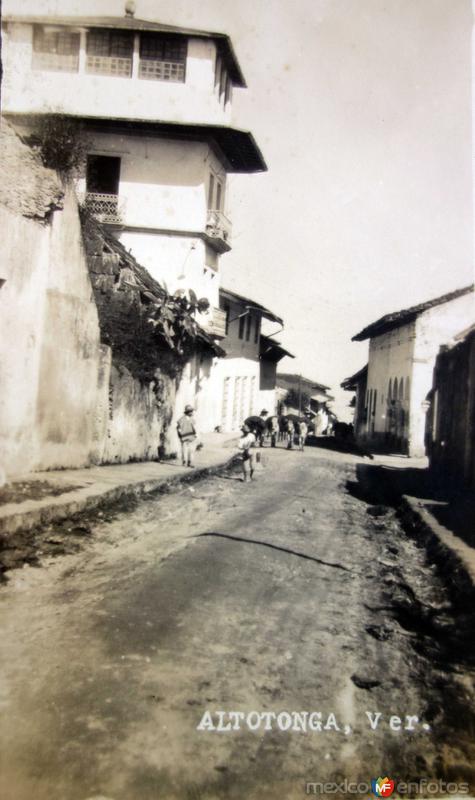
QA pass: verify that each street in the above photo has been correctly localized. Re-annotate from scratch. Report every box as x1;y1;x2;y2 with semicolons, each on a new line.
0;445;474;800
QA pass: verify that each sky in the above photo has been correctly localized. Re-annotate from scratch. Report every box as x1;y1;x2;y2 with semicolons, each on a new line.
5;0;474;419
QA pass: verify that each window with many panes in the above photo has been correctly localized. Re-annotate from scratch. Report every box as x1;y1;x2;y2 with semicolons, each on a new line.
139;33;187;82
208;171;225;211
245;314;252;342
86;29;133;77
254;317;260;344
214;51;232;107
32;26;80;72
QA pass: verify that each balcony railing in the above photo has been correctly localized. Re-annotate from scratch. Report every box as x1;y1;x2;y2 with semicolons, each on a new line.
139;59;186;82
205;210;232;251
84;192;124;225
86;55;132;78
200;307;228;339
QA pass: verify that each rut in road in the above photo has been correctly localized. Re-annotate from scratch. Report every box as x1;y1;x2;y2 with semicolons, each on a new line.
0;447;474;800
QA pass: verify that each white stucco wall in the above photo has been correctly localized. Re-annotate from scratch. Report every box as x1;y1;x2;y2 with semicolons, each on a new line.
361;290;475;456
78;135;228;231
75;133;227;305
365;320;415;440
0;189;104;475
2;24;232;126
410;291;475;455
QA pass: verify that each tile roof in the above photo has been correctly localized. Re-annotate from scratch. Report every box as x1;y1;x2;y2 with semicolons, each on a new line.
220;288;282;324
352;284;474;342
341;364;368;391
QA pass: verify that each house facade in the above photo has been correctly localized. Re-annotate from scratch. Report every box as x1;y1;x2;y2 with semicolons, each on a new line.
1;9;266;332
351;285;475;456
210;288;289;432
276;373;333;417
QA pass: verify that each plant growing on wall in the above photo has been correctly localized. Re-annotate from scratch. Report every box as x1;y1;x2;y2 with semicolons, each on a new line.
28;113;90;179
80;209;221;387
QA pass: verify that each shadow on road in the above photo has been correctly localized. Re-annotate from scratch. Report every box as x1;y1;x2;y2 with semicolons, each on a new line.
346;462;475;548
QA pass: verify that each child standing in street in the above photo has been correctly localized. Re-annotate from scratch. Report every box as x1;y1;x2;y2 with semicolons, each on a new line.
238;423;256;482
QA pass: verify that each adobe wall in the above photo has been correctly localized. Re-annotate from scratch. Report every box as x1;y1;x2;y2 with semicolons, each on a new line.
0;124;199;476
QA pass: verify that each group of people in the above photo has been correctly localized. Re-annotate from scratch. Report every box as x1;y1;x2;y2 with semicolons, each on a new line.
238;409;310;482
176;405;312;483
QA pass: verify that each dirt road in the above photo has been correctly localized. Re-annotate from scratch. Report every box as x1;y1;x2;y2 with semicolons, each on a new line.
0;446;474;800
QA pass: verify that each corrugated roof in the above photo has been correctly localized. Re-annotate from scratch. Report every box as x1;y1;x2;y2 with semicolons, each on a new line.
341;364;368;391
3;14;246;86
7;113;267;174
352;284;474;342
220;288;282;324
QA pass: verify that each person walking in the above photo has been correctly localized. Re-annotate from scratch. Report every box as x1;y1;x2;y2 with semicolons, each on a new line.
268;415;279;447
298;419;308;451
284;417;295;450
238;423;256;482
177;404;198;468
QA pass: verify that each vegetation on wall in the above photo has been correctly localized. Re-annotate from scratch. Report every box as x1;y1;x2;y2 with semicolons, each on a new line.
29;114;90;179
80;210;222;386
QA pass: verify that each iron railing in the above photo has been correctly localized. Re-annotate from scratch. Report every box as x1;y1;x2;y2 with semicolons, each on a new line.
206;209;232;244
84;192;124;225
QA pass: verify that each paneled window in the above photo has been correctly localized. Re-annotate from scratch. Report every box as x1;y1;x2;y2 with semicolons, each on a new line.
139;33;187;82
254;317;260;344
214;51;231;107
208;172;225;211
32;26;80;72
245;314;252;342
86;29;133;77
238;314;245;340
223;303;230;335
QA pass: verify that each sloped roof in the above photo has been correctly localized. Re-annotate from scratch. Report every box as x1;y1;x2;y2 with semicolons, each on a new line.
7;113;267;174
259;335;294;362
0;117;63;219
220;288;283;325
3;14;246;86
277;372;331;393
352;284;474;342
341;364;368;391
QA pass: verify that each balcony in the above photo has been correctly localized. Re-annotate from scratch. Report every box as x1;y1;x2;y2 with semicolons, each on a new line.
205;209;232;253
84;192;124;225
200;307;227;339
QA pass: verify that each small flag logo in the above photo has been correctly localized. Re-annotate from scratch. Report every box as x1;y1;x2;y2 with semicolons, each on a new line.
371;777;395;797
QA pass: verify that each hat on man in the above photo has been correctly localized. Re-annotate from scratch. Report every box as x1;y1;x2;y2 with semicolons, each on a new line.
260;409;268;416
184;404;194;414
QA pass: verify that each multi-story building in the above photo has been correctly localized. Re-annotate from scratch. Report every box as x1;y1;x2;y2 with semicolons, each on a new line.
350;284;474;456
1;6;267;333
211;288;291;431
